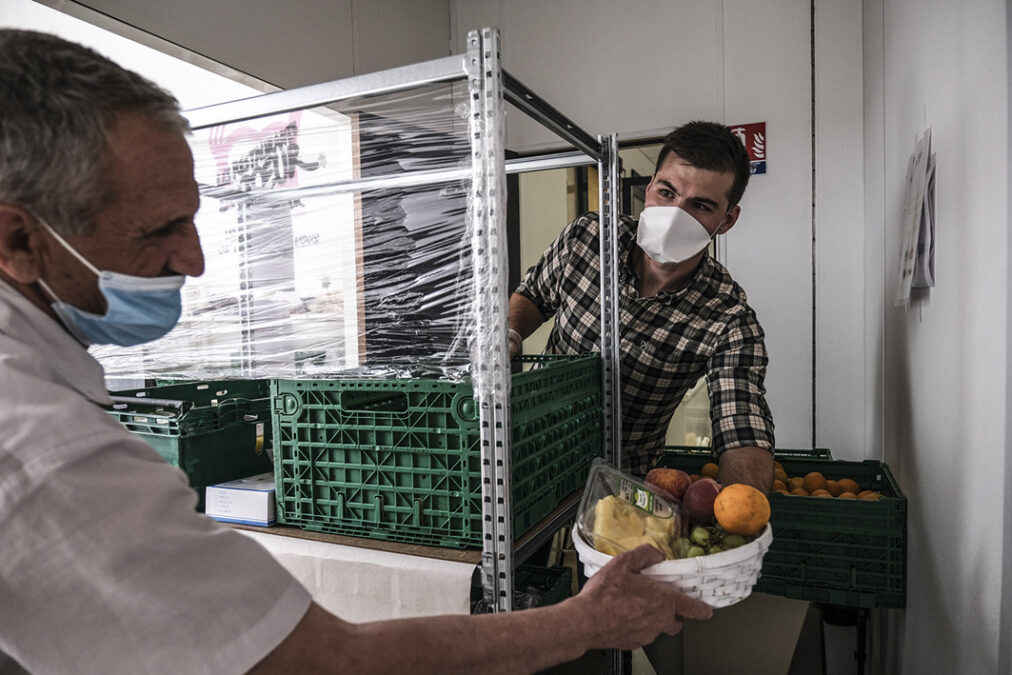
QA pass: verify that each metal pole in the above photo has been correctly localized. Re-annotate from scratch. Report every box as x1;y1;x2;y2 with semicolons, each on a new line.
467;27;514;613
598;133;623;469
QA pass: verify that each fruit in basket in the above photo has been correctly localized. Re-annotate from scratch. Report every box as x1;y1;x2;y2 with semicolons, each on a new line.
701;462;721;480
591;495;677;558
675;524;754;557
713;484;771;536
682;477;720;526
645;467;692;500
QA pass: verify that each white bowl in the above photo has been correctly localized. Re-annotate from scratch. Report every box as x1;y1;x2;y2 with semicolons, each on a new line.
573;523;773;608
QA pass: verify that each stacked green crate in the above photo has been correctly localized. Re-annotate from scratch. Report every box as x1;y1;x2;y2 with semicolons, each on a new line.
107;380;273;510
271;354;602;548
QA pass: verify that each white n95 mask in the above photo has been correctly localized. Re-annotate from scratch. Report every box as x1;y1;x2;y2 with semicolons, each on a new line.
636;206;716;265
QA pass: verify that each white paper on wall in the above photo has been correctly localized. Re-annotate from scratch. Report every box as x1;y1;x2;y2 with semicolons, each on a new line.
895;127;935;307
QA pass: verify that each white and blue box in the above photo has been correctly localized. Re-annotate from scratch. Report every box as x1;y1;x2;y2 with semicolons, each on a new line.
205;472;276;526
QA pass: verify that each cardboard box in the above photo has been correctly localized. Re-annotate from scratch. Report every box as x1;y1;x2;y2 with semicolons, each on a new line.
205;472;276;527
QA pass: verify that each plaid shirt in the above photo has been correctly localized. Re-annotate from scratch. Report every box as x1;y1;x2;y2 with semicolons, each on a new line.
516;211;775;475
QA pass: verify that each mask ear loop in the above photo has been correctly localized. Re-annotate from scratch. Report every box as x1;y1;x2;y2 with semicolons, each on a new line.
33;213;102;276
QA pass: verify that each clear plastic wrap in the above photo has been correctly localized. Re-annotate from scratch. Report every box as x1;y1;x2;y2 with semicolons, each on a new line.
96;82;482;381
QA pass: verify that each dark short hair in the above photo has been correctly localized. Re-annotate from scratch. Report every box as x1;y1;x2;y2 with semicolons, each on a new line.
654;121;751;208
0;29;188;235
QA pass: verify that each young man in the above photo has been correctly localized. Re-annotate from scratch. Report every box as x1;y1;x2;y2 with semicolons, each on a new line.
0;29;712;674
510;122;775;491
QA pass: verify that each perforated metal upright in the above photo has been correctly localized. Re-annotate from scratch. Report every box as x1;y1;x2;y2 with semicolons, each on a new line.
597;133;623;470
465;27;515;613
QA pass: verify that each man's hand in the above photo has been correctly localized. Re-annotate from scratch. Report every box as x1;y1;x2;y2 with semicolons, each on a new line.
508;293;546;358
717;446;774;493
508;328;523;358
570;544;713;650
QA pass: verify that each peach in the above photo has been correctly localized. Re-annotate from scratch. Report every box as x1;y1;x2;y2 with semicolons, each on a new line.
645;467;692;500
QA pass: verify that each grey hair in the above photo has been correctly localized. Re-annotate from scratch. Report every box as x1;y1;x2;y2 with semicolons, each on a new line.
0;29;190;235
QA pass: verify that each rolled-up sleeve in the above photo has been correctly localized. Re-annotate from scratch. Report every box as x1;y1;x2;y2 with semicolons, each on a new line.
706;311;775;455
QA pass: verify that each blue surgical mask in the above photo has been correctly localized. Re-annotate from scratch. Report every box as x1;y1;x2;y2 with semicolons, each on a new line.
35;217;186;347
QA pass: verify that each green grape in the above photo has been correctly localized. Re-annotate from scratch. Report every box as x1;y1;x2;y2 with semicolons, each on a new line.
690;526;711;547
723;534;748;549
674;537;693;558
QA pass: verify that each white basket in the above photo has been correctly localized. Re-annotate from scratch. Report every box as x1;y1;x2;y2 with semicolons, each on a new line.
573;523;773;608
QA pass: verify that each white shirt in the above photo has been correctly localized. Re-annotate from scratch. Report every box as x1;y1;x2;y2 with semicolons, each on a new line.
0;281;312;674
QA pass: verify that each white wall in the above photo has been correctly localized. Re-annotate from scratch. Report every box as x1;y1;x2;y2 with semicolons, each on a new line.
865;0;1008;672
816;2;869;460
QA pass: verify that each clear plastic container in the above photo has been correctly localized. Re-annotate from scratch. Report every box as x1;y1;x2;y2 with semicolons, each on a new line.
575;459;685;560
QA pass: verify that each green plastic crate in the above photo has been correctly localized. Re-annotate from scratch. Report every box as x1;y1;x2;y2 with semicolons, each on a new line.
271;354;602;548
654;447;906;608
108;380;274;510
655;445;834;467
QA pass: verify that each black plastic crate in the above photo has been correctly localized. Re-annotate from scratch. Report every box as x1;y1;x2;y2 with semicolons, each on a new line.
471;565;574;613
653;447;906;608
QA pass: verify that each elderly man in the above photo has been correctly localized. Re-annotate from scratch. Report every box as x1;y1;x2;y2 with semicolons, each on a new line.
0;29;711;674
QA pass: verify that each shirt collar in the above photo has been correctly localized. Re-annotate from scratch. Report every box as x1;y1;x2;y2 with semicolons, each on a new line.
0;279;112;406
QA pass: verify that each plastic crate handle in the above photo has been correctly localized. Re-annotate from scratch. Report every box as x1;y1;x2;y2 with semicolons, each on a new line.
109;395;193;415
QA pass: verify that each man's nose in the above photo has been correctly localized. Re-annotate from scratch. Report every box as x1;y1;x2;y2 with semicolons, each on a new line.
169;222;205;277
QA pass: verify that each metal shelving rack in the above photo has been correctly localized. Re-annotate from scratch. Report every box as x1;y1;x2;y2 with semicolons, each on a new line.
183;27;622;616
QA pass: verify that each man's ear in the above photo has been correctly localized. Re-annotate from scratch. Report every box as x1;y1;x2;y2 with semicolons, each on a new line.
0;205;45;283
717;204;741;235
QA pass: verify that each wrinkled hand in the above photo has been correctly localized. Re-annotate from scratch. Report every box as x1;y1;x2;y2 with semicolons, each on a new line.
573;544;713;650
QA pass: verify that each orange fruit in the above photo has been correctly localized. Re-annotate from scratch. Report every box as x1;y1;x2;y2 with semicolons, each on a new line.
689;474;701;483
772;479;787;492
802;472;828;493
838;478;860;494
859;490;883;501
774;468;789;484
787;476;805;490
839;491;858;499
714;484;771;536
789;487;809;496
810;488;832;498
701;462;720;480
774;461;785;473
826;479;844;497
